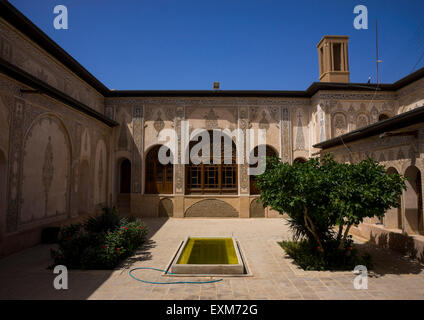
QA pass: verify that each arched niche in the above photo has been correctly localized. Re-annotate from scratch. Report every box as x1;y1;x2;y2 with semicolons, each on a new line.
20;115;71;223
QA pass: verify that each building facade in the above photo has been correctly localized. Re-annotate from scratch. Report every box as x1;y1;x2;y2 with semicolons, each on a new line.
0;2;423;257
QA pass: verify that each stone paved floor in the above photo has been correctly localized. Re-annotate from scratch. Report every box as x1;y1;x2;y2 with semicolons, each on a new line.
0;218;424;300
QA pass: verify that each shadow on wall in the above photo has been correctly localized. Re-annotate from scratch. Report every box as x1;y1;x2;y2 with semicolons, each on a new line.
367;231;423;262
357;231;424;277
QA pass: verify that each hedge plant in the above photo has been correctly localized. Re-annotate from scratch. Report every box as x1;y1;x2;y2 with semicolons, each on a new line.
50;206;148;269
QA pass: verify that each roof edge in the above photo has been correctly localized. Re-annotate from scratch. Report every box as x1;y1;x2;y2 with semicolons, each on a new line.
0;56;118;127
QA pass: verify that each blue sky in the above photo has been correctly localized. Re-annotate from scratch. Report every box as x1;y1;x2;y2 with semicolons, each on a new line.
9;0;424;90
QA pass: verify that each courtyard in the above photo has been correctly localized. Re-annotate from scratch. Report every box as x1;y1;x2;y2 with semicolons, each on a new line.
0;217;423;300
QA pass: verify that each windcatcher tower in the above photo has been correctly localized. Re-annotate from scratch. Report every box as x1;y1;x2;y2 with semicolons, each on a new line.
317;35;350;83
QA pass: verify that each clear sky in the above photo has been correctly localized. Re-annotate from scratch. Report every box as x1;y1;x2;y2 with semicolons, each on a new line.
9;0;424;90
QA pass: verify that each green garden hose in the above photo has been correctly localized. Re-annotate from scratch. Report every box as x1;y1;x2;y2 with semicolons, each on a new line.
129;267;223;284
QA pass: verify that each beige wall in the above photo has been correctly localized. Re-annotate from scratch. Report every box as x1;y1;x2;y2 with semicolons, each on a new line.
320;124;424;236
0;72;112;257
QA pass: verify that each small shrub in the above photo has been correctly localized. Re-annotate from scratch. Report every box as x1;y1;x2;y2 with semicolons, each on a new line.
279;239;372;271
50;207;148;269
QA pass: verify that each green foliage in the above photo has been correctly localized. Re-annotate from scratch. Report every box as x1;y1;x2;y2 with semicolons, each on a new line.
256;154;405;269
279;240;372;271
50;207;148;269
84;206;123;234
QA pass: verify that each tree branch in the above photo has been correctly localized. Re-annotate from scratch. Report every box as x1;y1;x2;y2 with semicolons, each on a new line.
303;206;324;252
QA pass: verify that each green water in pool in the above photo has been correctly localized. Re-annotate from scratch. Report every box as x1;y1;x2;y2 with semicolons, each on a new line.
177;238;239;265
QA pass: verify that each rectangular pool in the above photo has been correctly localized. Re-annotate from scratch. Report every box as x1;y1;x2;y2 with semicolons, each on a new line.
171;237;245;275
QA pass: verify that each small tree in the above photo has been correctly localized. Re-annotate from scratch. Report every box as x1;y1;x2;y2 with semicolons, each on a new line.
255;154;406;252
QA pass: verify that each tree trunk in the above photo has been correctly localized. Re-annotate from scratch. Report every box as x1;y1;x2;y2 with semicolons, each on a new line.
336;224;343;242
303;206;324;252
338;223;352;250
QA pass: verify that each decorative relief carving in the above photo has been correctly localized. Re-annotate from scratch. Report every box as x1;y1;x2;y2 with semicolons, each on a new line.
371;106;379;123
154;110;165;136
332;112;347;137
42;136;54;216
0;36;12;61
295;111;305;150
204;108;218;130
348;105;355;126
356;114;369;129
268;106;279;123
249;107;258;122
397;148;405;160
94;139;107;205
175;106;185;194
6;98;25;232
105;106;115;120
98;148;103;196
281;107;291;163
317;104;326;143
118;118;128;150
239;107;249;194
318;93;395;101
144;106;153;121
164;107;174;121
258;110;269;130
131;106;142;193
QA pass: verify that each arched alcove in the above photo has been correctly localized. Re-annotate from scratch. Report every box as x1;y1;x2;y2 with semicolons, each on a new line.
293;157;307;164
185;199;238;217
21;115;71;223
250;198;265;218
404;166;423;234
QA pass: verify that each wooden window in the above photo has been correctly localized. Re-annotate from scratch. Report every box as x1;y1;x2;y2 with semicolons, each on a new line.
185;131;237;195
145;145;173;194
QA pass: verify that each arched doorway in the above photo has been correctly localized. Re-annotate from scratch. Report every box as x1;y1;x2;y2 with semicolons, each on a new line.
185;130;237;195
293;157;307;164
78;160;90;214
386;167;402;229
145;145;173;194
120;158;131;193
249;145;278;195
0;149;6;236
404;166;423;234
